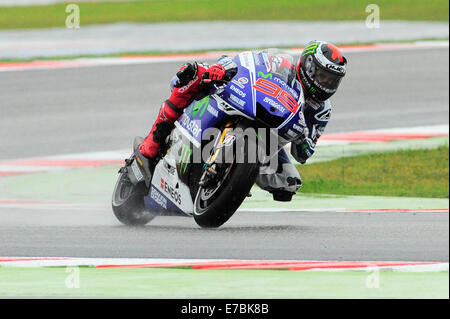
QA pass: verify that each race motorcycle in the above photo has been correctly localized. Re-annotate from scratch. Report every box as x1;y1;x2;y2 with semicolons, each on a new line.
112;51;305;228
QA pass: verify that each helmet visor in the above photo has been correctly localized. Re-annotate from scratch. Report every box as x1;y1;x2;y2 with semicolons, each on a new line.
312;66;343;93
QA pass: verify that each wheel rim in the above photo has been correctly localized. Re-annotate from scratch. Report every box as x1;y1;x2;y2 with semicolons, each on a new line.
194;162;234;215
113;174;134;206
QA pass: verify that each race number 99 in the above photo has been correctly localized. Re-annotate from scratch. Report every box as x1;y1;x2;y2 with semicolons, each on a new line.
253;78;299;114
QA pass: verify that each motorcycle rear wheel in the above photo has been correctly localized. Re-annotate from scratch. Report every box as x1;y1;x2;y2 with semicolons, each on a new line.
112;171;155;226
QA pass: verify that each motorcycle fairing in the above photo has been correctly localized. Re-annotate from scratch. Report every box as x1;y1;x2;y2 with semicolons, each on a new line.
217;51;306;141
175;95;226;148
145;155;194;216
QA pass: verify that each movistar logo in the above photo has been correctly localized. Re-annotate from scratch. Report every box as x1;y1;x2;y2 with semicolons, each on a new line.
302;42;320;56
192;96;210;118
257;71;273;79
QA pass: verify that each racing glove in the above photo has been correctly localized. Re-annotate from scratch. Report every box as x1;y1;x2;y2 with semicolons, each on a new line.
202;64;227;83
291;138;316;164
174;63;198;88
291;126;317;164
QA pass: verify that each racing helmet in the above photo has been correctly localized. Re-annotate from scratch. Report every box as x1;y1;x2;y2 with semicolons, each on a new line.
297;41;347;102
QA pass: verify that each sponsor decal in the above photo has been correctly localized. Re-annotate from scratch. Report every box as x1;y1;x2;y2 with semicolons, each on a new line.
231;79;245;89
257;71;273;80
131;160;143;181
238;77;249;85
302;42;320;56
273;77;299;100
313;80;336;94
228;94;246;108
177;76;199;93
326;63;345;74
298;111;306;126
231;77;249;90
292;123;305;133
229;84;246;98
263;96;285;113
306;98;321;110
181;116;202;138
163;161;176;176
273;76;287;87
192;96;209;118
179;144;192;174
286;129;299;138
207;104;219;118
222;135;236;147
151;187;167;210
160;178;182;205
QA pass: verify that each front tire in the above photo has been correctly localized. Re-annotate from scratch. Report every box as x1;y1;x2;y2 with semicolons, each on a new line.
193;136;259;228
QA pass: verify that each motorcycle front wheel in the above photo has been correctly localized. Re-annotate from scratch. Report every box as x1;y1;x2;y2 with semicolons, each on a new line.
193;134;259;228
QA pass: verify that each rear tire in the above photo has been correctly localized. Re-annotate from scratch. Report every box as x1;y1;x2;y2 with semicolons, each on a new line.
112;172;155;226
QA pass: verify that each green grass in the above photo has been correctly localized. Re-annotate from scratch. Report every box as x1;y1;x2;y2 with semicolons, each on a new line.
0;0;448;30
299;146;449;198
0;267;447;298
0;145;448;203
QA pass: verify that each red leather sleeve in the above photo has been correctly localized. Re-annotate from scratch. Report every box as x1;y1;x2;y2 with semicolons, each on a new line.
168;62;209;109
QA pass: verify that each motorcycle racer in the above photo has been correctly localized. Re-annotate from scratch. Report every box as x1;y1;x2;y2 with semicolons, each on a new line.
137;41;347;202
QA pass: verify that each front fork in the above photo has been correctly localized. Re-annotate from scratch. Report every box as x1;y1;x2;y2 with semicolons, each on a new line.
199;122;234;187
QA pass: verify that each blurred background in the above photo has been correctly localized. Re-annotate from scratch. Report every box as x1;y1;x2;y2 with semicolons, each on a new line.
0;0;449;59
0;0;448;299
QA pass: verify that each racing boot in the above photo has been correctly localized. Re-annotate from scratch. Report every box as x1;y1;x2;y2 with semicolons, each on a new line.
137;121;173;175
133;136;154;178
139;99;181;160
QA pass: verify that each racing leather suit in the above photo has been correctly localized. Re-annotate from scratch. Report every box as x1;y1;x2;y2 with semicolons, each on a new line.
253;49;331;200
140;51;332;201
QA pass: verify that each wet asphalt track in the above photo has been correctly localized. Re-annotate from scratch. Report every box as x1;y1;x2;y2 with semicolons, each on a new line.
0;48;448;261
0;208;448;261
